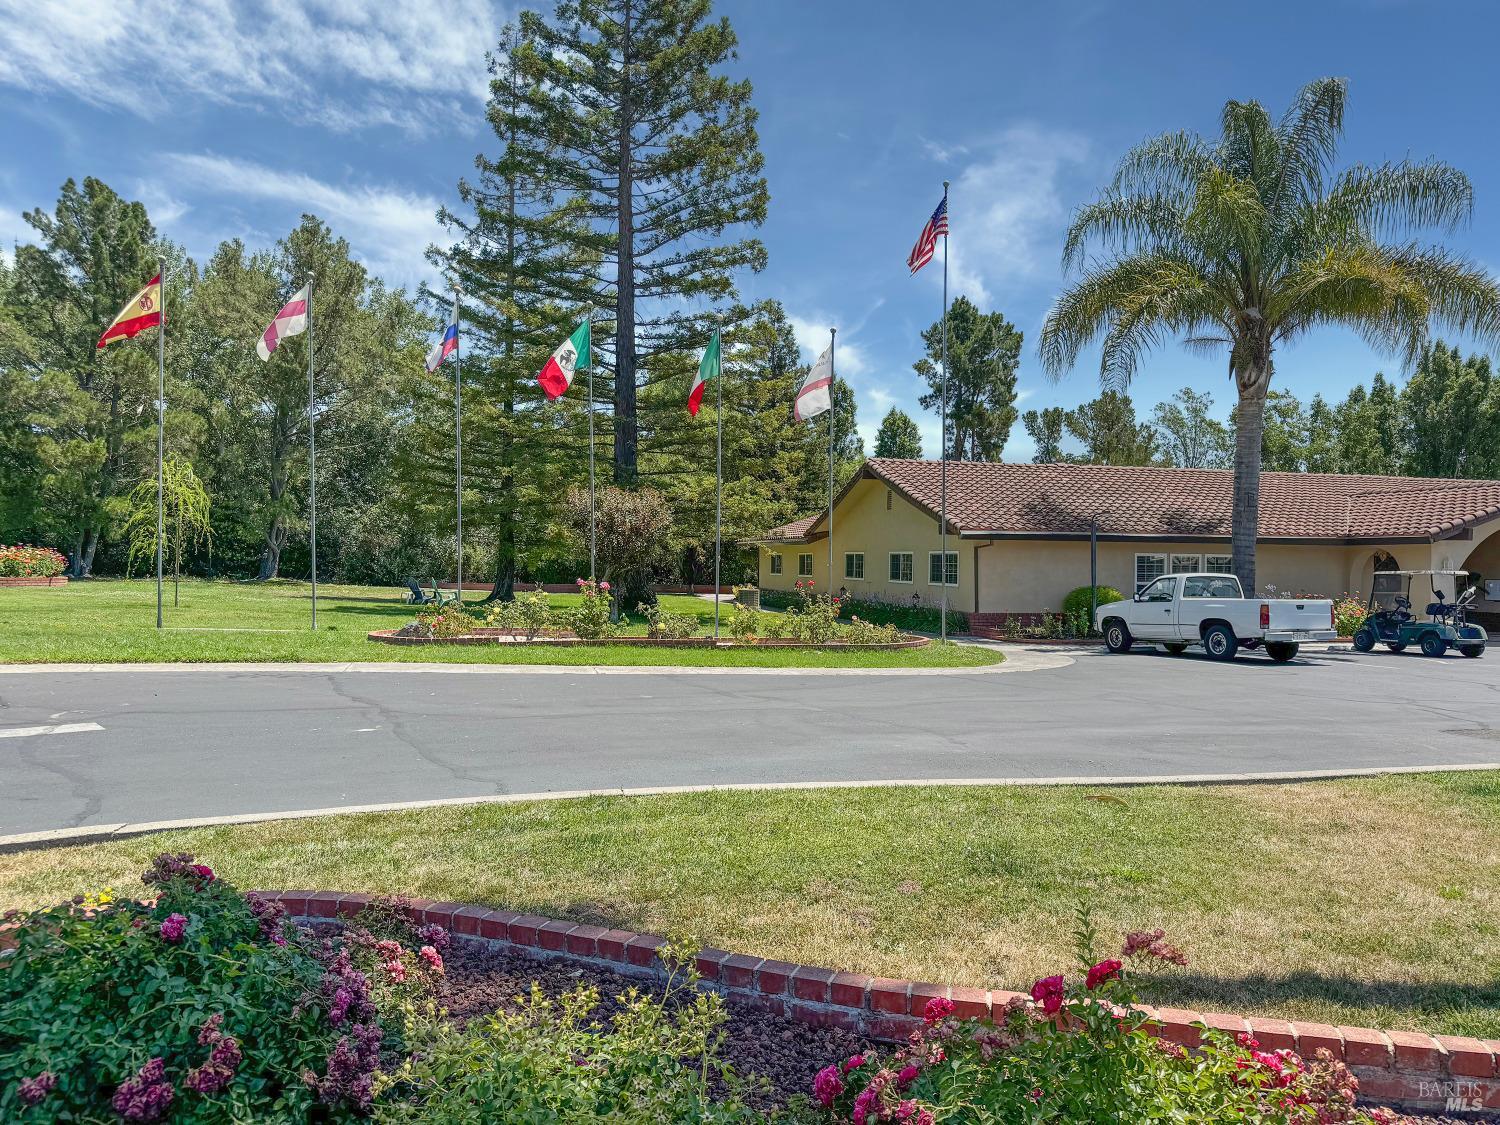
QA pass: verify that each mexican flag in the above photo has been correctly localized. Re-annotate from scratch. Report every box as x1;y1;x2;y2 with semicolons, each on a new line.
538;319;590;400
687;328;720;416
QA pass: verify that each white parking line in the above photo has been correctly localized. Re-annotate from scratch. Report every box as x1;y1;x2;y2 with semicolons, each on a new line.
0;722;104;739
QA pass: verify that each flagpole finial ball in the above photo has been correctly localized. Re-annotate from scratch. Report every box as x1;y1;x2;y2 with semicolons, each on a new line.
943;179;950;190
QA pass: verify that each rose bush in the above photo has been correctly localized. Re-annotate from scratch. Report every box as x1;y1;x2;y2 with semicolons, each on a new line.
1334;594;1367;637
808;909;1389;1124
0;545;67;578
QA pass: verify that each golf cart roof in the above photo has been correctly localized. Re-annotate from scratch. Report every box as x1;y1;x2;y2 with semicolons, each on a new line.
1385;569;1470;576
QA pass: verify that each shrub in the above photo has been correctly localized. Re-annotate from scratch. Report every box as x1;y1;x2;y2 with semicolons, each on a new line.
728;606;762;640
374;943;761;1123
0;855;385;1122
1334;593;1367;637
485;586;555;640
842;615;901;645
788;581;843;643
569;578;618;639
0;545;67;578
416;602;476;639
809;908;1383;1124
643;604;699;639
759;587;968;635
1061;585;1123;633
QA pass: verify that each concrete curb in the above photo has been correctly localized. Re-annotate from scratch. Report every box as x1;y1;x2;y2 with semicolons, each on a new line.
4;761;1496;854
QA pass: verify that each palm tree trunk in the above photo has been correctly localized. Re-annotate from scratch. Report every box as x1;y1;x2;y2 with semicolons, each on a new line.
1232;372;1269;595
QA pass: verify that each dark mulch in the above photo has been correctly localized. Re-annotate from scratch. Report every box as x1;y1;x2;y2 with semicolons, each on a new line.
439;937;875;1113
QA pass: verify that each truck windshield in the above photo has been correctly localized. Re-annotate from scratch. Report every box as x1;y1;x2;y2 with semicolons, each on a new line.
1183;576;1242;598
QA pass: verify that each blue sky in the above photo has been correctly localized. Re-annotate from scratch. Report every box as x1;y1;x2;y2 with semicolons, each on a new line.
3;0;1498;459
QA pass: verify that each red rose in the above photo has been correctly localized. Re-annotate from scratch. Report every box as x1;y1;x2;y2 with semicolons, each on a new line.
1030;974;1065;1014
1085;958;1122;990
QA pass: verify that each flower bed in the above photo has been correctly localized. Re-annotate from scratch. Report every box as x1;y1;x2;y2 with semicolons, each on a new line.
366;628;929;651
0;545;68;585
0;575;68;587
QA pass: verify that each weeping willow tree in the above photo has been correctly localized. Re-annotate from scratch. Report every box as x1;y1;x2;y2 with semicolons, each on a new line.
122;454;212;605
1039;77;1500;592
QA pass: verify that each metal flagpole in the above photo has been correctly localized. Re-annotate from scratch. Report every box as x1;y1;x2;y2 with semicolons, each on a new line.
587;310;597;583
453;285;463;601
307;275;317;631
156;256;166;630
713;318;723;641
828;326;836;595
939;181;950;643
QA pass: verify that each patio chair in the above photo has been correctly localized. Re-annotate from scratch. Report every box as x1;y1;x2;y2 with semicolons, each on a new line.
404;578;434;605
428;579;459;607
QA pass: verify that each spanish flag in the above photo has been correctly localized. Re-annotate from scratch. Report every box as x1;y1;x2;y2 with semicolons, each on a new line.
96;273;162;349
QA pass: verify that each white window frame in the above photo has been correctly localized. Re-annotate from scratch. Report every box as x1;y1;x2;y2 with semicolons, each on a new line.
1135;553;1167;593
1169;553;1202;574
888;551;913;583
769;553;783;575
797;553;813;577
928;551;958;587
1205;554;1233;575
844;552;864;580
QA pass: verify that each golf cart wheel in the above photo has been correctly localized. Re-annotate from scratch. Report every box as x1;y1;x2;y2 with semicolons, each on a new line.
1419;632;1447;658
1385;643;1407;653
1163;643;1188;654
1203;624;1239;661
1103;620;1132;653
1460;644;1486;659
1352;629;1376;653
1265;642;1299;663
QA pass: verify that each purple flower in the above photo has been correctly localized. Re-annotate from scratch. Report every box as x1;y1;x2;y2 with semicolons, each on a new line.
111;1058;174;1121
17;1071;56;1106
812;1064;844;1107
244;892;288;944
159;913;187;943
184;1037;242;1095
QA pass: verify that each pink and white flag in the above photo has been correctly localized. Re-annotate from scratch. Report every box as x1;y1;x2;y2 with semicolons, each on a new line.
256;284;310;361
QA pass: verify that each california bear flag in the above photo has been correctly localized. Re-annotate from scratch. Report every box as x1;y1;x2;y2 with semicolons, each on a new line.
537;320;591;400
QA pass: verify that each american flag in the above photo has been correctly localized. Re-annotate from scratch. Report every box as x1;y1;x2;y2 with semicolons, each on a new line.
907;194;948;275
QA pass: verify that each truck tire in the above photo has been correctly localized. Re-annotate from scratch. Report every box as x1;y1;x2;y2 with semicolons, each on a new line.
1385;643;1407;653
1163;643;1188;654
1203;624;1239;661
1460;644;1485;659
1265;642;1299;663
1103;619;1133;653
1352;629;1375;653
1419;631;1447;658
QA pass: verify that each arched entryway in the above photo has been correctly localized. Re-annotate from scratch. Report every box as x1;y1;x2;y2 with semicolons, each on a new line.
1370;551;1402;611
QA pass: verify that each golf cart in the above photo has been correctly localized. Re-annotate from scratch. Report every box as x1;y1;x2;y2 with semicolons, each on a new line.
1350;570;1487;658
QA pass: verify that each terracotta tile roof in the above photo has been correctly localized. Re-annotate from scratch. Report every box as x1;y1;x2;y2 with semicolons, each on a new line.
752;515;822;544
788;459;1500;542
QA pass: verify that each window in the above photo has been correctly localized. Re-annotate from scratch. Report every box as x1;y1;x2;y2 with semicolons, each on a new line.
889;552;913;583
1205;554;1233;574
1140;576;1176;602
1135;553;1166;593
928;551;958;586
1169;553;1202;574
844;552;864;580
1183;575;1242;599
769;553;783;575
797;553;813;577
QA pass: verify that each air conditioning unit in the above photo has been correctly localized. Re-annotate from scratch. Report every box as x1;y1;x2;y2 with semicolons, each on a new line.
1486;580;1500;601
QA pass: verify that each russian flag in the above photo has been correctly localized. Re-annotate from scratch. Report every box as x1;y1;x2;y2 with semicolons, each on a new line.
426;318;458;373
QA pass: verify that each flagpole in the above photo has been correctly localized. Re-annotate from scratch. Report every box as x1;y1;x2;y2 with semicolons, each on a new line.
453;284;463;601
155;256;166;631
307;274;317;631
587;310;597;583
939;180;950;643
713;317;724;642
828;326;836;598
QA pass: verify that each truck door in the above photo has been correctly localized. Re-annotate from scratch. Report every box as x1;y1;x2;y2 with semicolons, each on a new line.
1133;576;1178;639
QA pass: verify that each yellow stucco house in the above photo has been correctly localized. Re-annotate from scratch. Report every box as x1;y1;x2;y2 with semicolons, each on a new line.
746;458;1500;624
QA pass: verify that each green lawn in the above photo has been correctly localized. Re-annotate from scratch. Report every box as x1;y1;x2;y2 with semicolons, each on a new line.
0;579;999;668
3;772;1495;1037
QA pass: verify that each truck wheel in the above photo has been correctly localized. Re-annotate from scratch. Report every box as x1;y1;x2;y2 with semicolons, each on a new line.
1163;643;1188;654
1385;643;1407;653
1419;632;1447;657
1460;644;1485;659
1103;619;1133;653
1352;629;1375;652
1203;624;1239;661
1266;642;1299;663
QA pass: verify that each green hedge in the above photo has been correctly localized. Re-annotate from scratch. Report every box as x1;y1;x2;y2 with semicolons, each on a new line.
758;589;969;635
1062;585;1124;618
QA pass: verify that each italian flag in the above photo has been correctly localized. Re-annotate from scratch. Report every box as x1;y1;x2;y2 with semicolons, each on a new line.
97;273;162;349
538;319;590;400
687;328;720;416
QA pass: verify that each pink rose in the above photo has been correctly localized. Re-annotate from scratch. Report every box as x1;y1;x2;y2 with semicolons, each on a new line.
922;996;954;1023
897;1063;919;1087
159;913;187;943
1085;958;1123;990
1030;974;1065;1015
812;1064;843;1107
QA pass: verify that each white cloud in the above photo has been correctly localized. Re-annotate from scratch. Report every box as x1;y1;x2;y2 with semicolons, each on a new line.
163;153;444;287
0;0;503;133
785;311;870;378
934;124;1090;306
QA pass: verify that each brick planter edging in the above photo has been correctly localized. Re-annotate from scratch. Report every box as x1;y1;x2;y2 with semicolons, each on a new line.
0;575;69;587
257;891;1500;1113
366;628;929;651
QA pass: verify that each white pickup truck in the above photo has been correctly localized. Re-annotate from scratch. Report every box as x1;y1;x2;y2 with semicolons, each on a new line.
1095;573;1336;662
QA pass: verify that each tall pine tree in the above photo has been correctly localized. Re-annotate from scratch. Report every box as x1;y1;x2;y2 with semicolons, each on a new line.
914;296;1020;461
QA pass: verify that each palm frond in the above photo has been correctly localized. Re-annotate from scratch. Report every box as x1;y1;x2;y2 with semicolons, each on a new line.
1217;99;1276;183
1186;168;1267;262
1108;130;1213;198
1061;193;1190;271
1319;160;1473;238
1274;242;1432;363
1267;77;1347;216
1387;245;1500;350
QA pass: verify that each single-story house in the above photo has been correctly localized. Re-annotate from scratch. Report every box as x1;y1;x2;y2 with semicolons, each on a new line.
745;458;1500;620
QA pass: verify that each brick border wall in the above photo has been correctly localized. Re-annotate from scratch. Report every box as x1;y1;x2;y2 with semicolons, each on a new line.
366;628;930;651
258;891;1500;1114
0;575;69;587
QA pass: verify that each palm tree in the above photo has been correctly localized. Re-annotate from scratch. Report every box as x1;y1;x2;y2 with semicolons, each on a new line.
1038;77;1500;592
